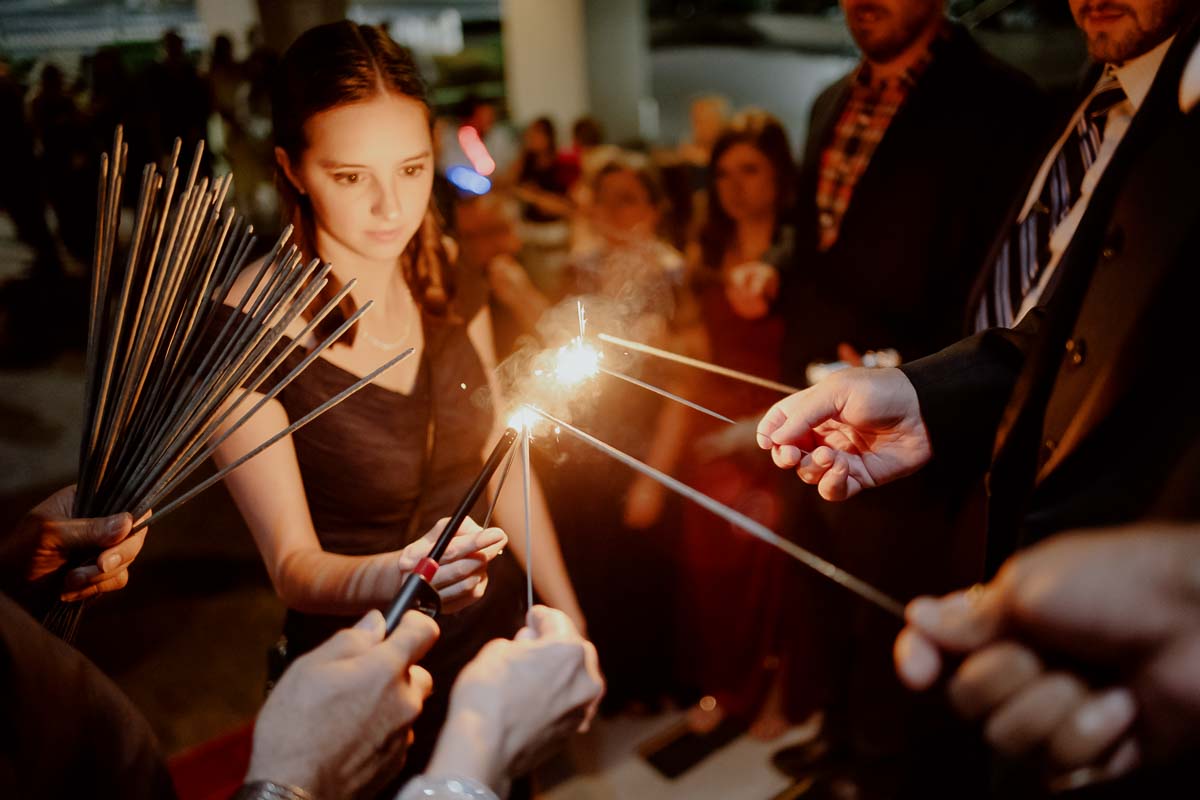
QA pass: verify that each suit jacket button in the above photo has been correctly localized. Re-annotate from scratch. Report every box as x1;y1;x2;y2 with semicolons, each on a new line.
1101;227;1123;259
1065;337;1086;366
1042;438;1057;462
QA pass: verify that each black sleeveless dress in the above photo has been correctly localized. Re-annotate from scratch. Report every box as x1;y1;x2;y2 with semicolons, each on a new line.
211;275;525;783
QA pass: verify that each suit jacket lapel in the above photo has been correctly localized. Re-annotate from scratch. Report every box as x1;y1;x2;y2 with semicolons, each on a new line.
1038;106;1200;478
993;19;1200;478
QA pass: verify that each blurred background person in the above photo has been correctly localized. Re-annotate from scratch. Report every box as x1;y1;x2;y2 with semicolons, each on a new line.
205;33;243;176
539;153;689;713
513;116;573;223
669;111;804;741
29;64;92;266
143;30;211;175
454;193;546;359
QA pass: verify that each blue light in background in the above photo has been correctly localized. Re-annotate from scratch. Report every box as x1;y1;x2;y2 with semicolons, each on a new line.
447;165;492;196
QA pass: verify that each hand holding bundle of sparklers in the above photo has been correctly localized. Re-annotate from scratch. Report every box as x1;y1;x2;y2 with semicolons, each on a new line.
51;129;411;638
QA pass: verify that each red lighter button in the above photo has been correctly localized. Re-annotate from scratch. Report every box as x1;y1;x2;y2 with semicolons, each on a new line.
414;557;439;582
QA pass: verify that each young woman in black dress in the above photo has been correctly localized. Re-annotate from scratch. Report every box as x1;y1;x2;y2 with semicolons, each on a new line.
209;22;583;781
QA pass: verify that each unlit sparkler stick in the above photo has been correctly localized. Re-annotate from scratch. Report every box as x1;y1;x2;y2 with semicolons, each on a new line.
524;405;905;619
482;437;519;528
521;427;534;610
598;366;735;424
599;333;802;395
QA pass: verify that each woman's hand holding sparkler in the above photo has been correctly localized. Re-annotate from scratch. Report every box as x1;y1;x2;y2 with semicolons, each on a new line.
399;517;507;615
756;367;933;501
247;609;438;800
1;485;147;605
425;605;604;792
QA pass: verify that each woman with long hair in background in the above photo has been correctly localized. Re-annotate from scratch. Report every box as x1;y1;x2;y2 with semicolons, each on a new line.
674;111;821;740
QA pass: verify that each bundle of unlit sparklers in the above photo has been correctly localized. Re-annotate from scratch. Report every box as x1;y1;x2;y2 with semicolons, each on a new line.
51;129;412;638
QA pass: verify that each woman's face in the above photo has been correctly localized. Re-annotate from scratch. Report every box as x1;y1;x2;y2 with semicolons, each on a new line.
287;92;434;264
714;142;777;223
524;122;551;154
594;169;659;239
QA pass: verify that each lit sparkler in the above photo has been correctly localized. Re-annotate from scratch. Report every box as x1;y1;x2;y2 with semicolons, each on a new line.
552;337;602;386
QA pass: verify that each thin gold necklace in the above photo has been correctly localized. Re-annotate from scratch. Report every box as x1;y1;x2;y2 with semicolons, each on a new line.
361;286;418;350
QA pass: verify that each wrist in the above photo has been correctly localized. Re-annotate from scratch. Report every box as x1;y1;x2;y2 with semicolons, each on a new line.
246;742;322;800
398;776;499;800
233;781;316;800
427;705;507;792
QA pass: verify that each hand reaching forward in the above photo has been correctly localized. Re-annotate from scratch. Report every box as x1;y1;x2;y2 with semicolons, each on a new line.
756;367;933;500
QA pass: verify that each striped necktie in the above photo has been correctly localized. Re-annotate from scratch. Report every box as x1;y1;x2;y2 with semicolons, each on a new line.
974;76;1128;331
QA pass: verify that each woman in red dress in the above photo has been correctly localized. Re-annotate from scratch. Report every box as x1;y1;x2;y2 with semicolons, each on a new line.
668;111;817;739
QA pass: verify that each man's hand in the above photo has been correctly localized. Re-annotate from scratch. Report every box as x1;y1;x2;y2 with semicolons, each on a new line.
400;518;507;615
725;261;779;320
756;367;932;500
893;526;1200;785
0;485;147;602
426;606;605;790
248;610;438;800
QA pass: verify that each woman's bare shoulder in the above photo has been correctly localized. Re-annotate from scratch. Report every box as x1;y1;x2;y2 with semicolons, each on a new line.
223;255;272;308
221;254;318;344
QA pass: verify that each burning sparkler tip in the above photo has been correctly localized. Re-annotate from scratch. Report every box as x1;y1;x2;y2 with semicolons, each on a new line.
552;338;601;386
507;406;540;433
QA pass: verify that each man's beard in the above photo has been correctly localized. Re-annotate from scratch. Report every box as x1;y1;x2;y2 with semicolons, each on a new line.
848;4;937;64
1078;0;1181;63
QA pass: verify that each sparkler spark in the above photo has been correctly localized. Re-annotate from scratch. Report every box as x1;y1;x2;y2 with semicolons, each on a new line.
552;338;602;386
506;406;540;433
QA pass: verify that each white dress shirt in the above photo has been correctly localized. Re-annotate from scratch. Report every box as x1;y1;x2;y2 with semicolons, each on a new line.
1183;40;1200;112
1012;35;1175;323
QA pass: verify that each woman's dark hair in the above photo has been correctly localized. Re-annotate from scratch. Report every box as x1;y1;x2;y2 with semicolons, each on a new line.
530;115;556;154
593;153;669;238
697;110;795;271
272;21;451;344
572;116;603;149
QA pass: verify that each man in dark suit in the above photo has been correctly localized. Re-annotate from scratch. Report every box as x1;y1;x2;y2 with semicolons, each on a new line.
733;1;1049;368
728;1;1050;786
759;6;1200;794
